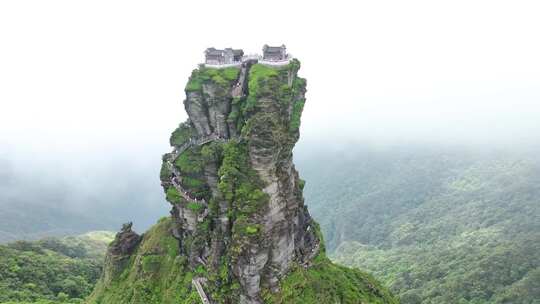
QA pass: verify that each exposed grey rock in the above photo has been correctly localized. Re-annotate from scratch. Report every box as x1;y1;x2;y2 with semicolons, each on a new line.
108;222;141;256
100;222;142;285
164;60;318;303
184;91;212;136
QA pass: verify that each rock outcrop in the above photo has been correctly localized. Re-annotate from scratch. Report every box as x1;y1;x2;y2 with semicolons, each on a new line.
87;56;398;304
159;59;318;303
108;222;141;256
99;222;141;286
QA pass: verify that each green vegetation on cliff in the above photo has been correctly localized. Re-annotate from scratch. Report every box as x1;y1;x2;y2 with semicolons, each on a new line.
173;146;209;198
226;60;306;136
165;187;182;204
86;218;397;304
86;218;201;304
174;148;204;173
218;141;268;229
88;59;398;304
170;122;194;147
0;232;114;304
163;139;271;301
263;224;397;304
243;61;304;118
264;254;397;304
185;67;240;92
289;97;305;132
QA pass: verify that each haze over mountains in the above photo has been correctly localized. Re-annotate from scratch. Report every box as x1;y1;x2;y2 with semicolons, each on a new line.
1;141;539;303
2;140;538;242
0;152;168;242
1;1;539;303
298;143;540;303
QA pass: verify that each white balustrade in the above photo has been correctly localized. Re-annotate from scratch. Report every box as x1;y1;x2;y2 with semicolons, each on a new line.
166;133;232;205
202;54;293;68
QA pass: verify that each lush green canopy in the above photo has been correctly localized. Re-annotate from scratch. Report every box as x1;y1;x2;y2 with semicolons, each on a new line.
298;146;540;304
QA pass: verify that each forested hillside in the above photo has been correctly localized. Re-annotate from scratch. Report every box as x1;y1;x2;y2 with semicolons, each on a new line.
296;144;540;304
0;231;114;304
3;144;539;303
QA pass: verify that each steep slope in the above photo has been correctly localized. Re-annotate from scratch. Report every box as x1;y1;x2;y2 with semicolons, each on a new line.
296;145;540;304
87;58;397;304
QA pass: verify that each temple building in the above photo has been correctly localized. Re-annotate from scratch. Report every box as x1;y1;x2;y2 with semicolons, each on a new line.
204;47;244;65
262;44;287;61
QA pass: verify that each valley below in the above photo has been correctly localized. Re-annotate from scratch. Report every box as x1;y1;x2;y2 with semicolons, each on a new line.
1;145;539;304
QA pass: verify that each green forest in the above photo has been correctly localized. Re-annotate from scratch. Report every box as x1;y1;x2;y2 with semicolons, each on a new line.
296;145;540;304
0;231;114;304
1;145;539;303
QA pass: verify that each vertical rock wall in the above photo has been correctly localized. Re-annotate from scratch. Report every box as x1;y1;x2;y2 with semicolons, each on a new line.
160;59;318;303
88;57;398;304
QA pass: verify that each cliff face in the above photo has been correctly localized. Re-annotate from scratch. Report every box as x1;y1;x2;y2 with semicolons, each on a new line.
87;58;398;304
165;60;316;303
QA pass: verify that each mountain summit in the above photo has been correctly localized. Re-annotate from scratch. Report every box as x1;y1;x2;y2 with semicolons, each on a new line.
87;47;397;304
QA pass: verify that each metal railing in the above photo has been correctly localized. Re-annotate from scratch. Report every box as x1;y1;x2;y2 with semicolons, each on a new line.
192;277;211;304
259;55;293;66
202;54;293;68
165;133;231;205
204;61;242;69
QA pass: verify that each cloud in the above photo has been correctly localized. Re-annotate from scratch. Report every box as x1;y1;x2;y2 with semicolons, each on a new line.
0;0;539;230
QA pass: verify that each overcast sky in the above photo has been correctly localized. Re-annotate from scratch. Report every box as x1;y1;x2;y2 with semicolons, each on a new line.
0;0;539;171
2;0;540;159
1;0;539;231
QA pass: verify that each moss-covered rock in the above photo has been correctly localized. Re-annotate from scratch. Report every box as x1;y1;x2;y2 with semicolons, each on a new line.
263;255;398;304
170;122;195;147
186;67;240;93
88;57;398;304
86;218;201;304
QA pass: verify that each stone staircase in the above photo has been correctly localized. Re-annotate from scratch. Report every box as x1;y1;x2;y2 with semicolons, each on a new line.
192;277;212;304
171;134;229;162
166;133;231;205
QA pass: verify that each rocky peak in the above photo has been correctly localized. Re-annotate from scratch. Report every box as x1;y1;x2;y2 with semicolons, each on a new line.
159;59;316;303
88;55;398;304
109;222;141;256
